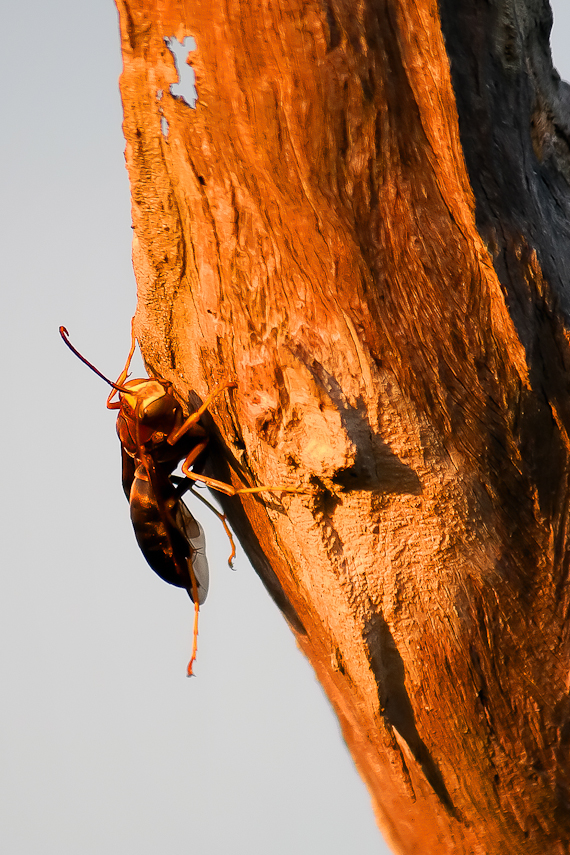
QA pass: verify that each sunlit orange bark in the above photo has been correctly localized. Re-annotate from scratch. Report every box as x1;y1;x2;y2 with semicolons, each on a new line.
114;0;570;851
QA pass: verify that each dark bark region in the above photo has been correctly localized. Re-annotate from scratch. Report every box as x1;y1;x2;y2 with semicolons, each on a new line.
439;0;570;837
114;0;570;851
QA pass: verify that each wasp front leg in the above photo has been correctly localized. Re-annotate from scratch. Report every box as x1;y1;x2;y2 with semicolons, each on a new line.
169;381;304;498
167;381;237;446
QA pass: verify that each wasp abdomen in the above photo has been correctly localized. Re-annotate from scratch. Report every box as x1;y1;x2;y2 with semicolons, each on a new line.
129;465;209;604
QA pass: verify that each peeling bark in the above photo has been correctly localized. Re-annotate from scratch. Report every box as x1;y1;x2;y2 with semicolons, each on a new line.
114;0;570;851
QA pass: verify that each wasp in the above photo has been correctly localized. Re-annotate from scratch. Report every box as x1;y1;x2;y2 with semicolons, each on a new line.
60;322;302;674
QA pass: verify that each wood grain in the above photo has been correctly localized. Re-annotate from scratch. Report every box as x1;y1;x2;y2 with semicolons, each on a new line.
114;1;570;850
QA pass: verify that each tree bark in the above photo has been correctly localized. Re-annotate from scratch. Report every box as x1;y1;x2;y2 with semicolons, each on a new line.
114;0;570;851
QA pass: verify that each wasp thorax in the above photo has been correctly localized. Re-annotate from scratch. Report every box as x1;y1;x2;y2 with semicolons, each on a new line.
121;379;178;425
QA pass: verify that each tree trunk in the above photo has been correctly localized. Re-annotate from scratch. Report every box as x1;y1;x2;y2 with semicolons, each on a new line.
114;0;570;851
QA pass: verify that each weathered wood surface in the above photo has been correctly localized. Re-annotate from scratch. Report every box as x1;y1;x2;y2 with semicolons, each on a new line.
114;0;570;851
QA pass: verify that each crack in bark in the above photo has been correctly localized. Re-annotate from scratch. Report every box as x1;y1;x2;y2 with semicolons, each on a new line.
365;611;458;817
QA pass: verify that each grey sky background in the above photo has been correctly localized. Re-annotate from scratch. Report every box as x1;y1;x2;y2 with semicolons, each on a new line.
1;3;569;853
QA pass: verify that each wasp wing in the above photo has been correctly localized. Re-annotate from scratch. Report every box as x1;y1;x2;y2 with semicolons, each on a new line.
174;501;209;604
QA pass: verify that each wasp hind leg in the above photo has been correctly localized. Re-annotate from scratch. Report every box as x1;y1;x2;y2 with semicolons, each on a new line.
186;598;201;677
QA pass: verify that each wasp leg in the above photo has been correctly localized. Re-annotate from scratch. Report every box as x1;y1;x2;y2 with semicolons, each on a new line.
172;475;237;567
140;447;203;676
187;598;200;677
107;319;137;409
167;381;237;445
234;484;307;495
178;438;209;473
179;431;310;498
181;459;306;498
187;544;202;677
172;471;237;568
182;485;237;568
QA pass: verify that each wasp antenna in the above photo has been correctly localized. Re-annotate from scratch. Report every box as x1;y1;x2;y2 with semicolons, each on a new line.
59;326;131;394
